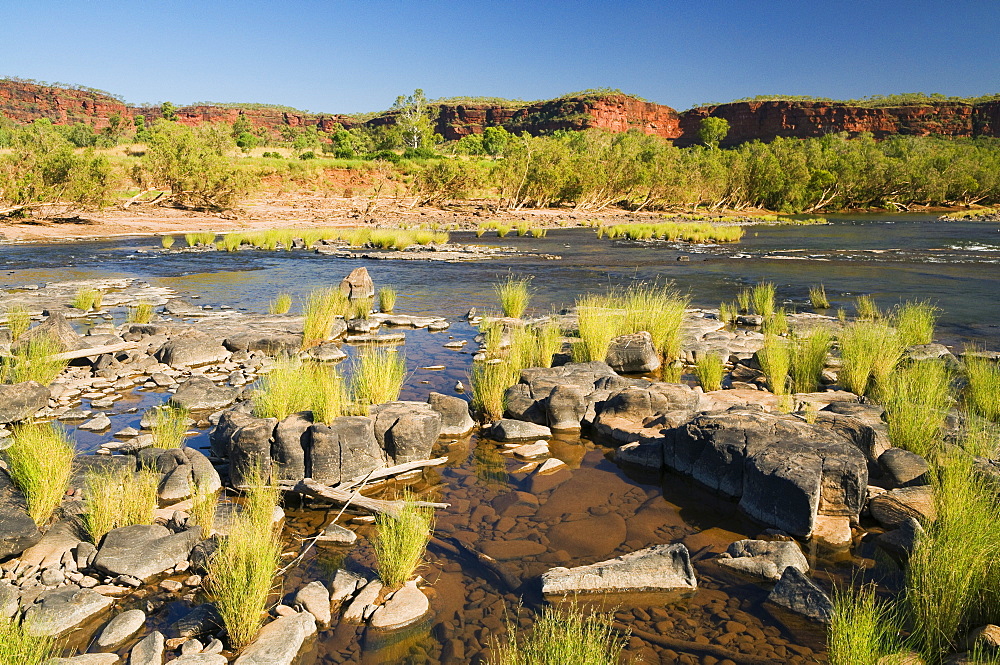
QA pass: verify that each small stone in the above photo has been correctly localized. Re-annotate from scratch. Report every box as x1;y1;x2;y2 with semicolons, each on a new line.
79;413;112;431
160;579;183;592
180;638;204;655
315;522;357;545
40;567;65;586
183;574;202;587
369;580;430;630
95;609;146;649
535;458;567;475
274;604;297;617
294;580;331;626
512;440;549;460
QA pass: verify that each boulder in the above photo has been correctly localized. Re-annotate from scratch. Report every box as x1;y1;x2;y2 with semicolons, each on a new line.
294;580;331;626
875;517;925;566
223;332;302;356
233;611;316;665
93;524;200;581
371;401;442;463
17;520;79;570
0;581;18;618
541;544;697;595
95;609;147;649
169;377;238;411
369;580;430;630
15;311;80;352
170;604;222;639
182;447;222;494
878;448;930;487
814;402;891;463
23;587;114;637
308;416;386;485
339;267;375;300
427;392;474;436
0;381;50;423
767;566;834;624
331;569;367;605
0;468;40;559
159;464;194;503
545;384;589;431
870;486;935;529
605;331;661;373
212;410;277;487
315;521;357;545
342;579;383;622
716;539;809;581
155;332;229;368
128;630;165;665
273;412;313;481
305;340;348;362
592;383;699;444
489;419;551;442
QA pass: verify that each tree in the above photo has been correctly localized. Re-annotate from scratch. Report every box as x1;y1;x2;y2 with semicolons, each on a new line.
235;131;259;153
391;89;438;149
161;102;178;121
101;113;131;146
481;126;511;158
698;116;730;149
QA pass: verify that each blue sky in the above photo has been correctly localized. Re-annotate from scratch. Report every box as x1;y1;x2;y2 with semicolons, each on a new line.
3;0;998;113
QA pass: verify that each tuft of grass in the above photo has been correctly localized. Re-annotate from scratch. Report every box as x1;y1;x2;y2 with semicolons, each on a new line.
150;404;190;449
185;232;216;247
161;235;175;249
620;284;689;363
206;465;280;651
751;282;776;318
126;302;155;324
828;584;901;665
378;287;397;313
534;319;563;369
892;300;938;347
495;275;532;319
5;304;31;340
491;602;627;665
0;616;58;664
964;351;1000;422
790;327;831;393
736;288;751;314
302;287;349;349
470;361;520;422
878;360;952;458
1;333;68;385
351;347;406;406
3;423;75;526
838;321;903;397
269;293;292;315
190;479;220;540
496;224;511;238
809;284;831;309
758;334;790;395
220;233;245;252
311;363;348;423
855;295;880;321
529;227;548;238
718;301;737;324
761;307;788;336
82;466;159;543
694;353;724;391
572;294;621;363
252;356;313;420
72;287;103;311
373;493;435;589
350;297;373;320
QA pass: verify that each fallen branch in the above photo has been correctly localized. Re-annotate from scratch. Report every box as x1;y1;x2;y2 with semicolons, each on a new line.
430;535;522;593
616;624;777;665
48;341;140;362
334;456;449;490
287;477;449;517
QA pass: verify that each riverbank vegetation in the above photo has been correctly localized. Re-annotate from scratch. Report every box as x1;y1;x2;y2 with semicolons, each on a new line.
373;493;435;589
2;422;75;526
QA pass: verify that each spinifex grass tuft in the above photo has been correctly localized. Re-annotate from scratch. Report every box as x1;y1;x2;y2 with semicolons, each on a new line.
495;275;532;319
0;616;58;664
534;319;563;368
378;287;397;313
161;235;175;249
470;361;520;421
827;584;901;665
302;287;349;349
530;227;548;238
310;363;348;423
269;292;292;315
5;304;31;340
1;333;68;385
252;356;313;420
855;295;880;320
620;284;689;363
351;347;406;406
761;307;788;336
964;351;1000;421
185;232;216;247
72;287;103;311
150;404;190;449
892;300;938;347
751;281;776;318
496;224;511;238
126;302;155;324
838;321;904;397
3;422;75;526
718;302;737;324
572;294;621;363
809;284;831;309
694;353;724;391
790;327;832;393
878;360;952;458
491;601;627;665
736;288;752;314
206;465;280;651
82;467;159;543
373;493;435;589
758;334;790;395
220;233;245;252
189;480;220;540
350;297;373;320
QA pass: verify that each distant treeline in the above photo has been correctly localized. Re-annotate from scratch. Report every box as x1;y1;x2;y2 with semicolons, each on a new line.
697;92;1000;108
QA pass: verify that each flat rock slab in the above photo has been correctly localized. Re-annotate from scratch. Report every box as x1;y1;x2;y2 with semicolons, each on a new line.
95;609;147;649
169;376;239;411
169;656;228;665
490;419;551;442
315;522;357;545
342;579;383;622
0;380;49;424
542;543;697;595
94;524;200;581
49;655;120;665
233;611;317;665
23;587;114;637
369;580;430;630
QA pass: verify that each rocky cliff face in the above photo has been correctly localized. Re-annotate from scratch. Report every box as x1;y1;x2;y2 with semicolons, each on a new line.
2;79;997;145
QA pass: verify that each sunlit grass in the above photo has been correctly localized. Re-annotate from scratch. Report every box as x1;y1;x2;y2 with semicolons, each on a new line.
302;287;349;349
855;295;880;321
2;422;75;526
378;287;397;313
879;360;952;458
790;327;831;393
190;479;220;540
495;275;532;319
572;294;621;363
82;466;159;543
1;333;68;385
72;287;103;311
596;221;744;244
965;351;1000;422
269;292;292;315
757;334;790;395
809;284;831;309
470;361;520;422
161;235;175;249
185;232;217;247
373;493;435;589
5;304;31;340
838;321;903;397
751;281;776;319
491;601;627;665
127;302;155;324
827;584;901;665
149;404;190;449
351;347;406;406
694;353;724;391
892;300;938;347
0;616;58;664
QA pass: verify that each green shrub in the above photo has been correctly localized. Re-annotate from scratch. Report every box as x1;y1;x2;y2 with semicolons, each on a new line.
126;302;155;324
351;347;406;406
491;602;626;665
758;334;790;395
620;284;689;362
761;307;788;336
373;494;435;589
150;404;190;449
694;353;724;391
310;363;348;423
809;284;831;309
269;293;292;315
378;287;397;313
495;275;532;319
4;304;31;341
892;300;938;347
879;360;952;458
534;319;563;369
2;423;75;526
828;584;901;665
82;467;159;543
965;353;1000;422
572;294;621;363
790;327;831;393
220;233;245;252
190;480;219;540
0;616;58;664
252;356;313;420
736;288;751;314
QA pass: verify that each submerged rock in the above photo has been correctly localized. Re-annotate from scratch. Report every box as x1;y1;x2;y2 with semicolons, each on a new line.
369;580;430;630
767;566;834;624
541;543;697;595
294;580;331;626
716;539;809;581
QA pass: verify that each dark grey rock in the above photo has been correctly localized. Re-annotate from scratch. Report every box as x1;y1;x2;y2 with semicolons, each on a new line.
169;377;238;411
155;332;229;367
182;447;222;494
273;412;313;481
879;448;930;487
212;410;276;486
158;464;194;503
0;468;40;559
542;544;697;595
427;392;474;436
605;331;661;373
875;517;925;566
0;381;50;423
489;419;551;442
0;581;19;618
22;587;114;637
223;332;302;356
372;401;442;463
170;604;223;639
767;566;834;624
93;524;200;581
716;539;809;581
545;384;589;431
308;417;386;485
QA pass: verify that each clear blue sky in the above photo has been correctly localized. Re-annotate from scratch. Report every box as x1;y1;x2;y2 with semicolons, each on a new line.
3;0;998;113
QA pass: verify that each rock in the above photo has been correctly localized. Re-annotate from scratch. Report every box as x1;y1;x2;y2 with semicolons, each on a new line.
158;464;194;503
875;517;925;566
95;609;147;649
49;656;120;665
41;567;65;586
870;486;936;529
716;539;809;581
592;383;700;444
273;412;313;481
905;343;955;362
305;341;348;362
0;381;50;423
211;410;277;487
23;587;114;637
342;579;383;622
233;611;316;665
814;402;891;463
16;312;80;352
155;332;229;368
968;624;1000;652
369;580;430;630
223;332;302;356
79;413;112;431
812;514;854;549
0;582;19;618
294;580;331;626
180;639;203;655
331;569;366;605
542;544;697;595
879;448;930;487
308;416;386;486
169;377;238;411
182;447;222;494
170;604;222;639
490;419;551;442
547;513;627;559
339;267;375;300
371;401;442;463
546;384;589;431
767;565;834;624
0;468;40;559
481;540;547;560
606;331;661;373
93;525;200;581
315;521;357;545
512;440;549;459
427;392;474;436
169;656;227;665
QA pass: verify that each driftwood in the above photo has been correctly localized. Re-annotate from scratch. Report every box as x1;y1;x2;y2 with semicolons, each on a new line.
48;342;140;362
429;535;522;592
615;624;777;665
287;477;449;517
334;456;449;490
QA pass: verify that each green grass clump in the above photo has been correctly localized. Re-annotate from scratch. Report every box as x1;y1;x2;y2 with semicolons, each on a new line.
2;423;75;526
311;363;348;423
470;361;520;421
1;333;68;385
597;221;744;244
350;297;373;320
790;328;831;393
892;300;938;347
190;480;220;540
719;301;737;324
206;465;280;650
827;584;901;665
620;284;689;363
269;292;292;315
736;288;751;314
761;307;788;336
529;227;548;238
758;334;790;395
751;281;776;318
534;319;563;368
5;304;31;340
495;275;532;319
855;294;880;320
351;347;406;406
378;287;397;313
72;287;103;311
879;360;952;458
82;467;159;543
185;232;216;247
0;616;58;664
838;321;904;397
252;356;313;420
809;284;831;309
150;404;190;449
572;294;621;363
964;352;1000;422
373;494;435;589
220;233;245;252
302;287;349;349
695;353;724;391
491;602;626;665
496;224;511;238
126;302;155;324
161;235;175;249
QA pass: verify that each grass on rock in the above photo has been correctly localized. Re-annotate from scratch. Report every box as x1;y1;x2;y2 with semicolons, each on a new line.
190;480;220;540
302;287;349;349
838;321;903;397
5;304;31;340
378;287;397;313
126;302;155;324
3;422;75;526
1;333;68;386
572;294;620;363
879;360;952;458
253;357;349;421
269;293;292;315
809;284;831;309
790;328;831;393
161;235;175;249
694;353;724;391
964;352;1000;421
758;334;791;395
491;602;627;665
751;282;776;319
892;300;938;347
495;276;532;319
373;493;435;590
351;347;406;406
72;287;103;312
82;467;159;543
855;295;881;321
150;404;190;449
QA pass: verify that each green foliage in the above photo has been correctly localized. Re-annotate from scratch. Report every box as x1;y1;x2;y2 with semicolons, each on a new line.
892;300;938;347
809;284;831;309
695;353;724;391
413;159;485;205
965;353;1000;421
597;221;744;243
160;235;175;249
495;275;532;318
190;480;219;540
392;89;439;149
855;295;880;320
82;467;159;543
302;287;349;348
698;116;730;148
5;304;31;341
3;422;75;526
838;321;904;396
378;287;397;313
827;584;902;665
150;404;190;449
0;616;58;664
879;360;952;457
252;356;348;422
758;334;791;395
534;319;563;369
269;293;292;315
72;287;103;311
373;494;435;589
351;347;406;406
751;281;777;318
1;333;68;385
127;302;155;323
572;294;621;363
790;327;831;393
470;360;520;421
491;601;627;665
736;288;752;314
160;101;178;121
